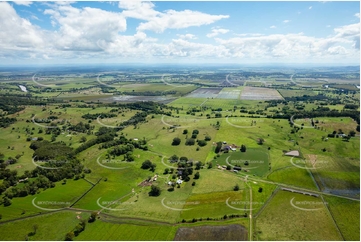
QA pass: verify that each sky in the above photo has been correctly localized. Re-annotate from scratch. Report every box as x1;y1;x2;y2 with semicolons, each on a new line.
0;0;360;65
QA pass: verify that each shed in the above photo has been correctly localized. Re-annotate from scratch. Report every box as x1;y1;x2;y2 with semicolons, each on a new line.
284;150;300;157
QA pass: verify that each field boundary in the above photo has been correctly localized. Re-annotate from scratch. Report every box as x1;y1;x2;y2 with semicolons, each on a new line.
69;177;103;208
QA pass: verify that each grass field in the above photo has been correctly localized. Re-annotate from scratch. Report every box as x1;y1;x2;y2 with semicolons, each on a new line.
255;190;343;241
0;179;92;221
323;195;360;240
212;148;270;177
0;75;359;241
75;221;176;241
0;211;87;241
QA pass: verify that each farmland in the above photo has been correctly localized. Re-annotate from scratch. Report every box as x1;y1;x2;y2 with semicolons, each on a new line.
240;87;283;100
0;65;359;241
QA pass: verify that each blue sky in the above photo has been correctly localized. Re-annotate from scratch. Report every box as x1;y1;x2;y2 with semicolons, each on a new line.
0;1;359;65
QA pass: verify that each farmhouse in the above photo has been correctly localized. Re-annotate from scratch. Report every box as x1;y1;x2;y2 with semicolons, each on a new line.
284;150;300;157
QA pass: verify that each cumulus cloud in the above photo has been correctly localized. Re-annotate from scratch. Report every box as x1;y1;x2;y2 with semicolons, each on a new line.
118;0;228;33
118;0;158;21
44;4;127;51
283;20;290;23
137;10;229;33
0;2;45;49
355;13;360;18
177;34;197;40
334;23;360;39
13;1;32;6
206;28;229;38
0;1;359;63
270;25;276;29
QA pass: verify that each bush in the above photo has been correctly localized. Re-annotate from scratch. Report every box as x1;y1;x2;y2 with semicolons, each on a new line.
88;212;97;223
149;185;161;196
194;172;200;179
65;232;75;241
205;135;211;141
192;130;199;135
185;138;195;146
172;137;181;146
141;160;152;169
234;184;240;191
197;140;207;147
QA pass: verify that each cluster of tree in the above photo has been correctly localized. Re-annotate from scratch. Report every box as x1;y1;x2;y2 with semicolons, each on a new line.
191;130;199;139
74;127;117;154
0;94;58;114
180;213;247;223
65;219;87;241
0;117;17;128
120;111;148;128
1;175;55;202
30;140;73;161
108;144;135;160
344;104;359;110
68;122;94;133
81;113;117;120
284;94;328;102
100;136;147;150
292;110;359;130
108;101;171;115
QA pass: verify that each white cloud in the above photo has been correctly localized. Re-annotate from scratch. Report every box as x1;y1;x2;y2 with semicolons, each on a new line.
234;33;264;37
177;34;197;40
44;4;127;51
137;10;229;33
206;28;229;38
283;20;290;23
326;25;331;28
309;6;312;10
118;0;228;33
334;23;360;38
355;13;360;18
270;25;276;29
0;1;359;63
13;1;32;6
118;0;158;21
0;2;45;49
327;46;347;55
